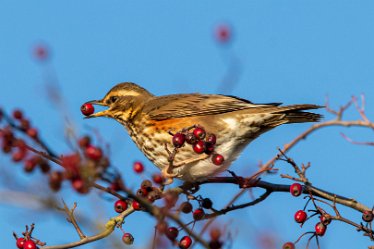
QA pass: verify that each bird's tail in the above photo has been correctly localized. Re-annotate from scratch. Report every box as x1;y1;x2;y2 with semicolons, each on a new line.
261;104;323;127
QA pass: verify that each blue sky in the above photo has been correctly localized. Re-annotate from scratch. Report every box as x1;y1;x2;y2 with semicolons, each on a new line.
1;1;373;248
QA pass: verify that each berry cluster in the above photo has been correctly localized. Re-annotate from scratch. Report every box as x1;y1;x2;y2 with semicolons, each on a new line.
283;182;330;248
171;126;224;166
157;223;192;249
0;109;51;175
13;224;44;249
56;135;111;194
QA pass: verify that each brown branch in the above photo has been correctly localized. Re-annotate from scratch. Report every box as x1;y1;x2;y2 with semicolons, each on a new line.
61;201;86;239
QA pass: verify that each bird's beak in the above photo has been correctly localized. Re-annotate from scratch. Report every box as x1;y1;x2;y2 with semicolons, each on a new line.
84;99;110;119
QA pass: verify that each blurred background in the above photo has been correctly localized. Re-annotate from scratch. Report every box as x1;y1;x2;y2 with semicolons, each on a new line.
1;1;373;248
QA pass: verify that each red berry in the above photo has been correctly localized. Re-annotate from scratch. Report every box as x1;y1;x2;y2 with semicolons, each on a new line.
23;240;37;249
172;133;185;148
13;109;23;120
209;228;221;241
215;25;231;43
152;174;164;184
80;103;95;116
179;236;192;249
114;200;128;213
294;210;307;223
193;208;205;220
27;128;38;139
78;136;91;148
319;214;331;225
141;179;152;189
132;200;142;210
12;150;26;162
72;178;89;194
185;133;197;144
180;201;193;213
315;222;327;236
206;133;217;145
49;171;64;191
204;142;215;154
193;127;206;140
282;242;295;249
16;238;25;249
193;140;205;154
362;210;374;222
212;154;224;165
24;158;38;172
85;146;102;161
122;233;134;245
290;183;303;197
20;119;30;130
165;226;179;241
133;161;144;173
34;45;48;61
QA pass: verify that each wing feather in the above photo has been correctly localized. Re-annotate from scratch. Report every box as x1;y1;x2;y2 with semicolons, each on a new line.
143;94;274;120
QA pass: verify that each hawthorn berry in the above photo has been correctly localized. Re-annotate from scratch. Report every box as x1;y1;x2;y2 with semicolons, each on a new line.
12;150;26;162
23;240;37;249
185;133;197;144
193;208;205;220
16;238;25;249
114;200;128;213
20;119;30;130
212;153;224;165
133;161;144;173
34;45;48;61
80;103;94;116
209;240;223;249
282;242;295;249
85;146;102;161
132;200;142;210
362;210;374;222
193;140;205;154
204;142;215;154
24;158;38;172
209;228;221;241
122;233;134;245
320;214;331;225
72;178;89;194
136;188;148;197
152;174;164;184
202;198;213;209
215;25;231;43
290;183;303;197
294;210;307;223
78;136;91;148
193;127;206;140
172;133;185;148
13;109;23;120
206;133;217;145
49;171;64;191
180;201;193;213
27;128;38;139
179;236;192;249
165;226;179;241
141;179;152;189
315;222;327;236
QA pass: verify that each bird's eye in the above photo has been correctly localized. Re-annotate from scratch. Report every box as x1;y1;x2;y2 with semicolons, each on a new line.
110;96;118;103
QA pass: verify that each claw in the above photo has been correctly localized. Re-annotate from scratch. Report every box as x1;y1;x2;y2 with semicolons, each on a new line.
161;168;177;185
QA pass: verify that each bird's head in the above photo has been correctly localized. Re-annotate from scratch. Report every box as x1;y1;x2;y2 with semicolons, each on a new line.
86;82;153;123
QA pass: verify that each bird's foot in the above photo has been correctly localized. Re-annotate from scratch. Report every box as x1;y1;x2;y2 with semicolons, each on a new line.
161;168;178;185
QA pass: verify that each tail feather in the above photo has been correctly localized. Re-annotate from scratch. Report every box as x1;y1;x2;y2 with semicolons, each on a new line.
261;104;323;127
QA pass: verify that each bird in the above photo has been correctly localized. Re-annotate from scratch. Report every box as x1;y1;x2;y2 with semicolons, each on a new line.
86;82;322;182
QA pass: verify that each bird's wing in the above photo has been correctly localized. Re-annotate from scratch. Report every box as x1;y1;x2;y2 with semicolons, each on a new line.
143;94;278;120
